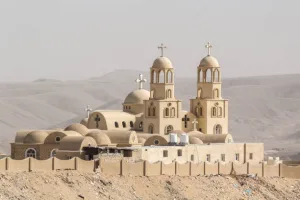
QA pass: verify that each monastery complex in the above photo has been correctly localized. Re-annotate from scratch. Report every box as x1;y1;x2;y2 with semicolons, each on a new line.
10;43;266;165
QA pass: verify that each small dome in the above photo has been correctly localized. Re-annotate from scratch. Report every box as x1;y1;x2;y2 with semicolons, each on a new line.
86;130;111;146
152;57;173;69
124;89;150;104
24;130;49;144
189;137;203;144
80;118;88;127
188;130;203;138
64;123;89;136
199;55;219;67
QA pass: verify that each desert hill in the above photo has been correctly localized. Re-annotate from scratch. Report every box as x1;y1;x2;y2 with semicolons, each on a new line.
0;70;299;159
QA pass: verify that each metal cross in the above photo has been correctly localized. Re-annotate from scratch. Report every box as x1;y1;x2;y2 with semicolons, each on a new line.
205;42;213;56
94;114;100;128
135;73;147;90
182;115;190;128
157;43;167;57
192;119;198;131
85;105;92;118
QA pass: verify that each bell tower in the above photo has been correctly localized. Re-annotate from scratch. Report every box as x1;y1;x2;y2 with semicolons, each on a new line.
143;44;182;135
190;42;228;135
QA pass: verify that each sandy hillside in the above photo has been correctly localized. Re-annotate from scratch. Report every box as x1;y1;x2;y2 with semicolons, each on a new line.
0;71;300;159
0;171;299;200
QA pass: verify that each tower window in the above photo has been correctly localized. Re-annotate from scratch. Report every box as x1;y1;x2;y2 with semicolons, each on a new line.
212;107;217;116
148;107;151;116
115;122;119;128
221;154;225;162
122;121;126;128
165;108;169;117
177;149;182;157
130;121;134;128
152;107;156;117
163;150;168;157
165;125;173;134
249;153;253;160
235;153;240;161
206;154;211;162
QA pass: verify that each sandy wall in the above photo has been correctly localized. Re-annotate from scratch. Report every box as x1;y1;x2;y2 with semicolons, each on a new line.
191;162;205;176
145;161;161;176
162;162;176;175
77;159;95;172
0;158;7;171
248;163;263;177
7;157;29;171
176;162;190;176
205;162;218;175
31;158;53;171
264;164;280;177
100;159;121;175
232;163;247;175
281;164;300;179
219;162;233;175
54;157;76;170
122;160;144;176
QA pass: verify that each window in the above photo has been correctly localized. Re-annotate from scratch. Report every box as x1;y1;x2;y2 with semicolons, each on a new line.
55;136;61;143
165;108;169;117
199;107;203;116
148;107;151;116
130;121;134;128
212;107;217;116
148;124;154;134
191;155;194;161
166;89;172;98
163;150;168;157
165;125;173;134
199;128;202;132
122;121;126;128
123;150;132;157
177;149;182;157
128;106;131;109
218;107;222;117
152;107;156;116
25;148;36;158
115;122;119;128
154;139;159;145
235;153;240;161
249;153;253;160
139;121;143;128
171;108;175;117
215;125;222;134
206;154;211;162
50;149;57;158
221;154;225;162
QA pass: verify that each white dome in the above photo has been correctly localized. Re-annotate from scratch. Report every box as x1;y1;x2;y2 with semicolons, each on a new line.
124;89;150;104
199;55;220;67
152;57;173;69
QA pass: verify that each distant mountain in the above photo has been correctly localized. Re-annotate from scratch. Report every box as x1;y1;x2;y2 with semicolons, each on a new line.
33;78;62;83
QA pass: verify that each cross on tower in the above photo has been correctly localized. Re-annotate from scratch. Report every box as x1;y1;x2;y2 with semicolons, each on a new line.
135;73;147;89
94;114;100;128
182;115;190;128
157;43;167;57
192;119;198;131
205;42;213;56
85;105;92;118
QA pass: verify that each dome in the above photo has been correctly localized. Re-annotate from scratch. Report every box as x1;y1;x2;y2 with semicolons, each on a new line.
152;57;173;69
23;130;49;144
86;130;111;146
189;136;203;144
64;123;89;136
187;130;203;138
80;118;88;127
124;89;150;104
199;55;219;67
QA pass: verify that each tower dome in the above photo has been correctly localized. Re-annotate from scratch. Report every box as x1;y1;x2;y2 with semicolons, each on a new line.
152;57;173;69
124;89;150;105
199;55;220;68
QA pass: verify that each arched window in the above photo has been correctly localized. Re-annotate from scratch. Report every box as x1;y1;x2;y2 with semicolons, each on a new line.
115;122;119;128
205;69;212;82
215;124;222;134
158;70;164;83
25;148;36;158
139;121;143;129
148;124;154;134
50;149;57;158
197;88;202;98
218;107;222;117
122;121;126;128
167;70;172;83
130;121;134;128
166;89;172;98
214;69;220;82
148;107;151;116
152;107;156;117
212;107;217;116
171;108;175;117
199;69;203;82
213;89;219;98
152;70;157;83
165;125;174;134
151;90;155;98
165;108;169;117
199;107;203;116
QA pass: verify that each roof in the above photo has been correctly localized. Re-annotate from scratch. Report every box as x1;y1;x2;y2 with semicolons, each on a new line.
196;134;233;143
152;57;173;69
124;89;150;104
199;55;220;68
59;136;97;151
44;131;81;144
86;130;111;146
64;123;89;136
189;136;203;144
23;130;49;144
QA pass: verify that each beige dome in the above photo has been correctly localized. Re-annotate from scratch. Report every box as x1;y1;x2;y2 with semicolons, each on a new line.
80;118;88;127
23;130;49;144
199;55;219;67
189;137;203;144
124;89;150;104
187;130;203;138
86;130;111;146
64;123;89;136
152;57;173;69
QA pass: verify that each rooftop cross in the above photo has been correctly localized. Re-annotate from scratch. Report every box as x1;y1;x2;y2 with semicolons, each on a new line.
192;119;198;131
135;73;147;90
85;105;92;118
205;42;213;56
157;43;167;57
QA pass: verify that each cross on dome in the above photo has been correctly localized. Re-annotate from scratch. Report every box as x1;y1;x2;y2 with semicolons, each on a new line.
205;42;213;56
85;105;92;118
192;119;198;131
135;73;147;90
157;43;167;57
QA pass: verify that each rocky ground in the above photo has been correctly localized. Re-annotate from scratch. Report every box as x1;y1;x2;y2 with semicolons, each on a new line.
0;170;299;200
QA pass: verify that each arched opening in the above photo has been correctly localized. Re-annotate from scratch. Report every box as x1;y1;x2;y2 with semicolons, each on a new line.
130;121;134;128
148;107;151;116
195;107;199;117
50;149;57;158
158;70;164;83
165;108;169;117
152;107;156;117
171;107;175;117
115;122;119;128
214;69;220;82
199;106;203;116
139;121;143;129
197;88;202;98
150;90;155;98
199;69;203;82
205;69;212;82
165;125;174;134
215;124;222;134
152;70;157;83
213;89;219;98
166;89;172;98
25;148;36;159
122;121;126;128
212;107;217;116
148;124;154;134
218;107;222;117
167;70;172;83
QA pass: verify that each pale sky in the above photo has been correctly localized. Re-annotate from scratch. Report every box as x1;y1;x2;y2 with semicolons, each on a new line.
0;0;299;82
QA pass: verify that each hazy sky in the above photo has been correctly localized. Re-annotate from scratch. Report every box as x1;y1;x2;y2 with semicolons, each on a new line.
0;0;299;81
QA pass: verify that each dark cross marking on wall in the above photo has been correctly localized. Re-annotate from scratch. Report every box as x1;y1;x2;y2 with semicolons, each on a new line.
182;115;190;128
94;115;100;128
